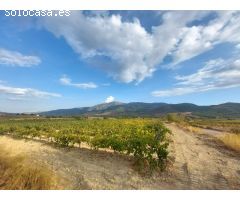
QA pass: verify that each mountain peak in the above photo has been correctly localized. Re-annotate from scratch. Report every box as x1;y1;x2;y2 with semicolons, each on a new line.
104;101;123;105
88;101;125;111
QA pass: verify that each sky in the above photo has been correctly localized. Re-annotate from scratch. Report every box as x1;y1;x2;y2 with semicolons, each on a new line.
0;10;240;113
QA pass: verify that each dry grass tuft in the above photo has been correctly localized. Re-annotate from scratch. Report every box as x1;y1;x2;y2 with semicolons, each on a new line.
176;124;201;134
0;147;56;190
219;134;240;152
185;126;201;134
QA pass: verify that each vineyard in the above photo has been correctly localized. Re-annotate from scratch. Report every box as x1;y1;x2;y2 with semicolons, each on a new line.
0;118;171;171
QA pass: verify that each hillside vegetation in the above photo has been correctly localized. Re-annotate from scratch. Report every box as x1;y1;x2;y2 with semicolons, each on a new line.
39;102;240;118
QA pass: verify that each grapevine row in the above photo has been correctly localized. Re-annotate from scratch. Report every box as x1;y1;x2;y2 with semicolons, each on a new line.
0;118;171;171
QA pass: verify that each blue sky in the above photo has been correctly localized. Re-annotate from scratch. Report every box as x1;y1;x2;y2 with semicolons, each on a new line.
0;11;240;112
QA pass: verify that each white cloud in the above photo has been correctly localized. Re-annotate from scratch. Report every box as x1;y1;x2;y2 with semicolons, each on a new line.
0;83;61;98
170;11;240;65
41;12;154;83
0;48;41;67
105;96;115;103
152;87;196;97
152;57;240;97
59;75;98;89
7;97;26;101
40;11;240;83
236;44;240;49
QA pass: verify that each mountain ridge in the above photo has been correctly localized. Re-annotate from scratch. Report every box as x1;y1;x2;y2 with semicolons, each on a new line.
38;102;240;118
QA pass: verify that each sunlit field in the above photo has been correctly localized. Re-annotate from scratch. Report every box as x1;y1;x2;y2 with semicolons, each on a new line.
189;119;240;134
0;117;171;171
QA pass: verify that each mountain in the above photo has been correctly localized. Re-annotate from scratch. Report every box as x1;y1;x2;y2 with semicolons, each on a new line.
0;112;7;116
39;102;240;119
87;101;124;111
39;101;124;116
0;112;14;116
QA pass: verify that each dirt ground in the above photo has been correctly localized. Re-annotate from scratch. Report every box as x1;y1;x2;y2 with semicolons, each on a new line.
165;124;240;189
0;123;239;189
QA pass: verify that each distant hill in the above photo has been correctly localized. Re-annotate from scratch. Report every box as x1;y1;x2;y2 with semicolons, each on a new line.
39;102;240;119
0;112;6;116
0;112;13;116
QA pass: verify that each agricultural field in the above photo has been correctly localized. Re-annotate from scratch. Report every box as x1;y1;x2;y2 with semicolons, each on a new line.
166;114;240;153
0;117;171;172
189;119;240;134
189;119;240;153
1;116;240;189
165;113;240;134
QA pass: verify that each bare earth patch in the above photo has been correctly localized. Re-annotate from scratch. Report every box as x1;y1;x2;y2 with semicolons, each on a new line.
0;124;240;189
165;124;240;189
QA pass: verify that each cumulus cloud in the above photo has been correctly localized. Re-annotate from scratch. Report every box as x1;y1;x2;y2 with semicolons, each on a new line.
39;11;240;83
0;83;61;98
41;12;154;83
152;57;240;97
0;48;41;67
105;96;115;103
59;75;98;89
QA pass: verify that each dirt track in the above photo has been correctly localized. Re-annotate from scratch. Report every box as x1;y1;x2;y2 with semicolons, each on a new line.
165;124;240;189
0;124;240;189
